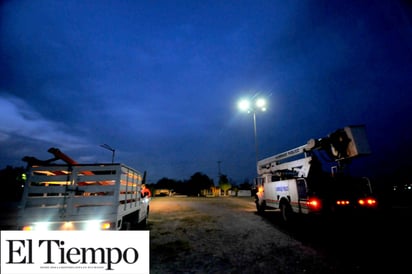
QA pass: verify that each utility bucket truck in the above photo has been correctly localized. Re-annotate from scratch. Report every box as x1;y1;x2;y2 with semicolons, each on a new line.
254;125;378;222
17;148;150;231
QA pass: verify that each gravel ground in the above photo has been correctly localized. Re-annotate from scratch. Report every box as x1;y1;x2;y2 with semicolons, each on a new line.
148;196;343;274
2;195;409;273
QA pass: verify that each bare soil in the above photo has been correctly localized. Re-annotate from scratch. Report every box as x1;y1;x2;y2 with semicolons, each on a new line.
147;196;343;274
2;196;409;273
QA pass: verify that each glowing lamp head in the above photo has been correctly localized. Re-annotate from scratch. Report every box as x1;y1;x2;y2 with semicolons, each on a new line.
255;98;266;111
238;99;251;112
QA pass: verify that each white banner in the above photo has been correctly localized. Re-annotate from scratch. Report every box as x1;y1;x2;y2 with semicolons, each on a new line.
1;231;149;274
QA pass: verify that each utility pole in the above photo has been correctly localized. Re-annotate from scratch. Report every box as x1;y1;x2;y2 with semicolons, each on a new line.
217;160;222;176
100;144;115;163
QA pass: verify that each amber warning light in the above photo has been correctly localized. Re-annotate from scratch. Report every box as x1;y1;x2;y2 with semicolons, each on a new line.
358;197;378;207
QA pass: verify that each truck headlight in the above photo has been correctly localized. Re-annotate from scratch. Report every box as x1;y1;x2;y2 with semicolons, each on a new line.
22;222;50;231
84;220;112;230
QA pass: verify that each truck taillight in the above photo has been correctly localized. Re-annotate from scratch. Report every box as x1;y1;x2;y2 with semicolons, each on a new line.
358;197;377;207
307;197;322;210
336;200;350;206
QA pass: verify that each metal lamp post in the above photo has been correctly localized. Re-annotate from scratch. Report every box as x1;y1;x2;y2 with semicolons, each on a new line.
238;97;267;164
100;144;115;163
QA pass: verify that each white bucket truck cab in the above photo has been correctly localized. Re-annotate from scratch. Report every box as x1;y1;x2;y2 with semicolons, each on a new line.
254;125;377;222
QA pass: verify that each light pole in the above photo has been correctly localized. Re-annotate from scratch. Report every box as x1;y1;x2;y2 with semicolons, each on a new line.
100;144;115;163
217;160;222;177
238;97;267;164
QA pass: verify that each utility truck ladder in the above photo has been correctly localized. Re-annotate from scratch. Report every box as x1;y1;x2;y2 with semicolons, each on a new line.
257;143;314;177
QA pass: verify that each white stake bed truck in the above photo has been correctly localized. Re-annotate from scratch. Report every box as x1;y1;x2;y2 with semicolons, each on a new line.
17;148;150;231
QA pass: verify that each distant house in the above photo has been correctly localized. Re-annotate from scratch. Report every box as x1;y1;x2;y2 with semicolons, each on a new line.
154;189;173;196
228;189;252;197
201;186;221;197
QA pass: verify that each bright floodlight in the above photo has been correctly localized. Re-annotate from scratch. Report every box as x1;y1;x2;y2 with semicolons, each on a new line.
255;98;266;111
238;99;251;112
237;96;267;164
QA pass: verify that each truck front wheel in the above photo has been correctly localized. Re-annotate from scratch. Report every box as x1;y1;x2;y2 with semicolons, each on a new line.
255;197;265;214
138;207;149;229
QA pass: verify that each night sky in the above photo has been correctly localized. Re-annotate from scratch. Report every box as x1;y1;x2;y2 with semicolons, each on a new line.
1;0;411;184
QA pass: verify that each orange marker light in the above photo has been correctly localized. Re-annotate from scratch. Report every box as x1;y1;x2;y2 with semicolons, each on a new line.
101;222;111;230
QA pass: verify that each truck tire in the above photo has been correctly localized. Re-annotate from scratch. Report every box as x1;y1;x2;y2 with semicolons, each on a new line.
255;198;265;214
280;201;293;223
138;207;149;229
139;215;148;228
121;221;132;230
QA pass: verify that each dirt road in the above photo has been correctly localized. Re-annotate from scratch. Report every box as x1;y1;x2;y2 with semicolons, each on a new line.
148;196;341;274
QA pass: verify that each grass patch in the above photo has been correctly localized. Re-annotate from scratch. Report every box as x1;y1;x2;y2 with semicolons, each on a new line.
151;239;191;262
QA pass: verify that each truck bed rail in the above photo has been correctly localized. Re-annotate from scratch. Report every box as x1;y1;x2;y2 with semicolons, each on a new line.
18;164;144;227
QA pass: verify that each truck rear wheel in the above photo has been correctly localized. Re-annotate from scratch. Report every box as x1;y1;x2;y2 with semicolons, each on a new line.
280;202;293;223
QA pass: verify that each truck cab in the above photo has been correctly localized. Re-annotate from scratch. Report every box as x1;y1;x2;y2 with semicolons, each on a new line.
254;125;378;222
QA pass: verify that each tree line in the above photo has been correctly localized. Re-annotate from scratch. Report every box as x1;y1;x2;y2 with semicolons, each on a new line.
148;172;252;196
0;166;26;202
